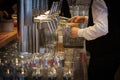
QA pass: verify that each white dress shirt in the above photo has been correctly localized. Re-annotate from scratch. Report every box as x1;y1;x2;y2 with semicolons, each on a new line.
78;0;108;40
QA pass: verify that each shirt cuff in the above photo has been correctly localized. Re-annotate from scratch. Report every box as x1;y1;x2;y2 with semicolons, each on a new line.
77;29;84;37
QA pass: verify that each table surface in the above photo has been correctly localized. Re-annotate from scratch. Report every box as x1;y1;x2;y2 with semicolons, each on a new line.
0;27;17;48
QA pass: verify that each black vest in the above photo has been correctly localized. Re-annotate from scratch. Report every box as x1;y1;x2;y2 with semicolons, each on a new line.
86;0;120;57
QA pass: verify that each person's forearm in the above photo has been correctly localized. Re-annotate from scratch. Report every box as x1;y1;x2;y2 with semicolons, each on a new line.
77;0;108;40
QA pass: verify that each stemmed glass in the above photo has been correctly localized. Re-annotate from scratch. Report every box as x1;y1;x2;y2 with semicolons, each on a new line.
48;66;57;80
2;65;14;80
16;66;28;80
63;66;73;80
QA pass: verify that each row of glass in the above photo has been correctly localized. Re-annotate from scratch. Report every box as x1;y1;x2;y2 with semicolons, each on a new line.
0;39;74;80
0;38;87;80
0;49;73;80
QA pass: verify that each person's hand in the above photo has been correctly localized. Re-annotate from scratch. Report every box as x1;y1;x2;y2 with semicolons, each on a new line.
70;27;80;38
68;16;85;23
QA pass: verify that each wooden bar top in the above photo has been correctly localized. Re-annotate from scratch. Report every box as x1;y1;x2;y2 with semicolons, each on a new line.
0;27;17;48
